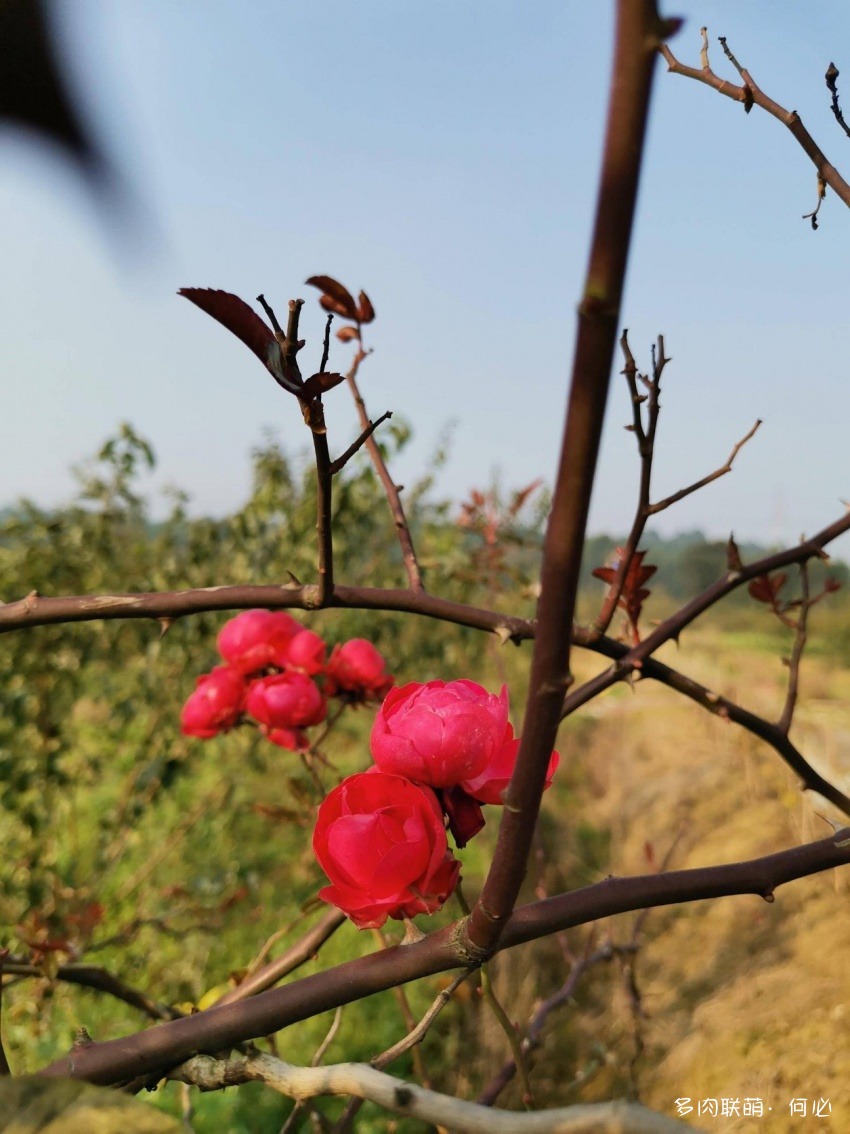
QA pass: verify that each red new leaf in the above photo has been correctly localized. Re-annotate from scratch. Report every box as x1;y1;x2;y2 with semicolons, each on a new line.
305;275;359;321
336;325;360;343
357;290;375;324
747;573;786;605
179;288;276;369
302;371;346;400
592;547;657;643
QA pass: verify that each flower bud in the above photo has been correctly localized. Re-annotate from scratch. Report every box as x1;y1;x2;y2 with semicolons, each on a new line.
326;639;393;699
180;666;246;738
217;609;301;674
246;671;327;731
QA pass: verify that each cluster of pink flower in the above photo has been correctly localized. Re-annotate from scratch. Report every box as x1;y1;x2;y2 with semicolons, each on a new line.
180;609;392;752
313;680;559;929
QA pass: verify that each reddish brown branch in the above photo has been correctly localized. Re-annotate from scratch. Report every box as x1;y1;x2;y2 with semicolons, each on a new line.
214;909;346;1007
563;509;850;724
593;331;668;636
0;582;534;642
2;961;178;1022
329;411;393;475
777;563;810;735
661;35;850;211
476;941;621;1107
647;417;761;514
344;349;424;590
465;0;676;958
591;642;850;816
40;831;850;1086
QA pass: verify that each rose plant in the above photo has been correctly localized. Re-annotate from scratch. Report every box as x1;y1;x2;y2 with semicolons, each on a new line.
180;665;247;739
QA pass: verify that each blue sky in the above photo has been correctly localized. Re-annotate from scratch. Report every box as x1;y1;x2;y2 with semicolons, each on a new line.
2;2;850;548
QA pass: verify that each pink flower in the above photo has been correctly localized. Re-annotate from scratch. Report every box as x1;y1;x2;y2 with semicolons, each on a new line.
313;771;460;929
370;680;510;788
180;666;246;738
325;639;393;699
246;672;327;731
282;629;327;675
217;609;301;674
461;725;560;805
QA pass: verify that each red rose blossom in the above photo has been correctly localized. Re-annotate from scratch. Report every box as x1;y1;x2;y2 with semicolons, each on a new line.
180;666;246;738
282;628;327;675
217;609;301;674
325;639;393;699
461;724;560;805
370;679;510;788
245;672;327;731
313;771;460;928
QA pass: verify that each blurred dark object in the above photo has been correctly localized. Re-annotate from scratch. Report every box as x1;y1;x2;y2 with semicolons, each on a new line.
0;0;107;184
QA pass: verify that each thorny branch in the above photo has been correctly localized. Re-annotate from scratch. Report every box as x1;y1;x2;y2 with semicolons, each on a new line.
41;831;850;1085
594;332;758;638
661;30;850;215
464;0;677;960
592;331;669;637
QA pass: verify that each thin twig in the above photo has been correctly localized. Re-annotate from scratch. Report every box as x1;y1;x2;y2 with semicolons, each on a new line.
2;961;179;1022
116;783;230;902
334;969;473;1132
373;928;430;1087
329;411;392;475
826;63;850;138
319;313;333;374
593;331;668;636
480;964;534;1107
476;942;620;1107
344;348;425;590
648;417;761;514
802;173;827;230
778;562;810;735
661;34;850;212
215;908;346;1007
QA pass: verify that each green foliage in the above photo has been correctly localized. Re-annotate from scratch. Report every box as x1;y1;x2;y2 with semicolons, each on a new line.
4;425;849;1129
0;423;546;1126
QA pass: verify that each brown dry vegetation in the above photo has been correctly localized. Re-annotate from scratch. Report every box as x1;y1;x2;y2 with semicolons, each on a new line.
452;626;850;1131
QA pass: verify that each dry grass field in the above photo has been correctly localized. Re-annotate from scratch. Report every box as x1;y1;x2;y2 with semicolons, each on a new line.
470;622;850;1132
